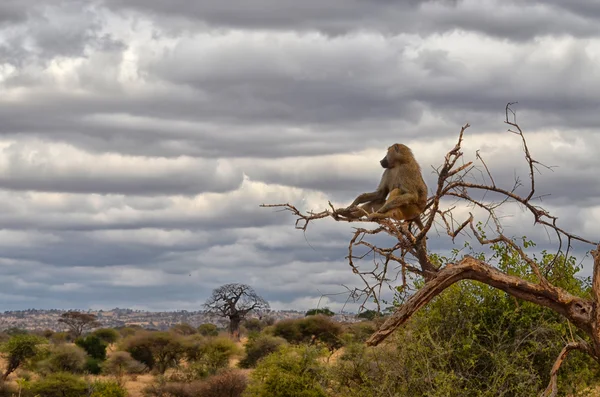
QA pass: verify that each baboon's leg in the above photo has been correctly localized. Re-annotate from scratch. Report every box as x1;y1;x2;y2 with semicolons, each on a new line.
375;192;419;214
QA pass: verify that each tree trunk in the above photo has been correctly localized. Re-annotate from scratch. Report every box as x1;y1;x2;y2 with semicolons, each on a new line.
229;315;241;341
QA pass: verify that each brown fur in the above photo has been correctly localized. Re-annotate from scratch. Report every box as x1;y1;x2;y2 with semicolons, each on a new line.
338;144;427;226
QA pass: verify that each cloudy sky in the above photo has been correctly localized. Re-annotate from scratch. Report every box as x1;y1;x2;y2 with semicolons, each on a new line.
0;0;599;313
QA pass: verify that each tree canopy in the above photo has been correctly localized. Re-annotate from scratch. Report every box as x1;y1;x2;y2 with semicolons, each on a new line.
203;283;269;339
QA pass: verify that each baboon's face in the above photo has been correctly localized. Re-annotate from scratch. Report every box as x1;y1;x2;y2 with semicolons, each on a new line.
380;144;402;169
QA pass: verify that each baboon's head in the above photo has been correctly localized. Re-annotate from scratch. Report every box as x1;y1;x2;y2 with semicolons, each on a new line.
380;143;412;168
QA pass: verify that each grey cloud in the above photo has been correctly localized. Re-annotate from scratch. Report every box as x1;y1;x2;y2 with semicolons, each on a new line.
0;0;599;312
102;0;600;41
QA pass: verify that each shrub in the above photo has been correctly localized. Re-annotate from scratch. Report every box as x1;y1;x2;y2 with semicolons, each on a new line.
143;379;204;397
40;344;88;374
27;372;88;397
123;331;185;374
103;350;146;383
170;323;197;336
85;357;103;375
271;319;301;342
76;334;108;360
144;370;247;397
244;345;328;397
93;328;121;344
176;336;240;380
197;369;247;397
242;318;265;334
342;321;377;343
239;334;287;368
198;323;219;337
90;379;128;397
273;315;343;352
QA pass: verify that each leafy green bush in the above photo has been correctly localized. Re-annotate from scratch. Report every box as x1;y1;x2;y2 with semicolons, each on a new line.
123;331;186;374
244;345;328;397
239;334;287;368
76;334;108;360
90;379;128;397
175;336;240;380
27;372;88;397
85;357;103;375
272;315;343;352
93;328;121;344
103;350;146;380
198;323;219;337
39;344;88;374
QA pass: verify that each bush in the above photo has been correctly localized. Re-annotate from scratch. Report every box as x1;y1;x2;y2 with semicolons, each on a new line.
174;336;240;380
244;345;328;397
143;380;204;397
342;321;377;343
197;369;247;397
242;318;266;334
90;379;128;397
144;370;247;397
76;334;108;360
273;315;343;352
198;323;219;337
103;350;146;383
93;328;121;344
27;372;88;397
123;331;185;374
85;357;103;375
239;334;287;368
170;323;197;336
40;344;88;374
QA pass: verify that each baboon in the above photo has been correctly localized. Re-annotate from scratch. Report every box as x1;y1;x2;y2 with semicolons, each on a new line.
337;143;427;227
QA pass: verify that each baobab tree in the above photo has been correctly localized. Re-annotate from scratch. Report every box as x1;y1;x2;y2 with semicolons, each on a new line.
262;104;599;396
203;283;270;340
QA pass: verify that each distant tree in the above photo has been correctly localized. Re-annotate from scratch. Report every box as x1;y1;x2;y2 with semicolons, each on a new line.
203;283;270;340
58;311;101;337
306;307;335;317
1;334;46;380
92;328;120;344
170;323;197;336
75;334;108;360
356;309;379;321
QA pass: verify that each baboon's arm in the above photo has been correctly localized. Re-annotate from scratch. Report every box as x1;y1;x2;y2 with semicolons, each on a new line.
349;190;387;207
375;192;418;214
